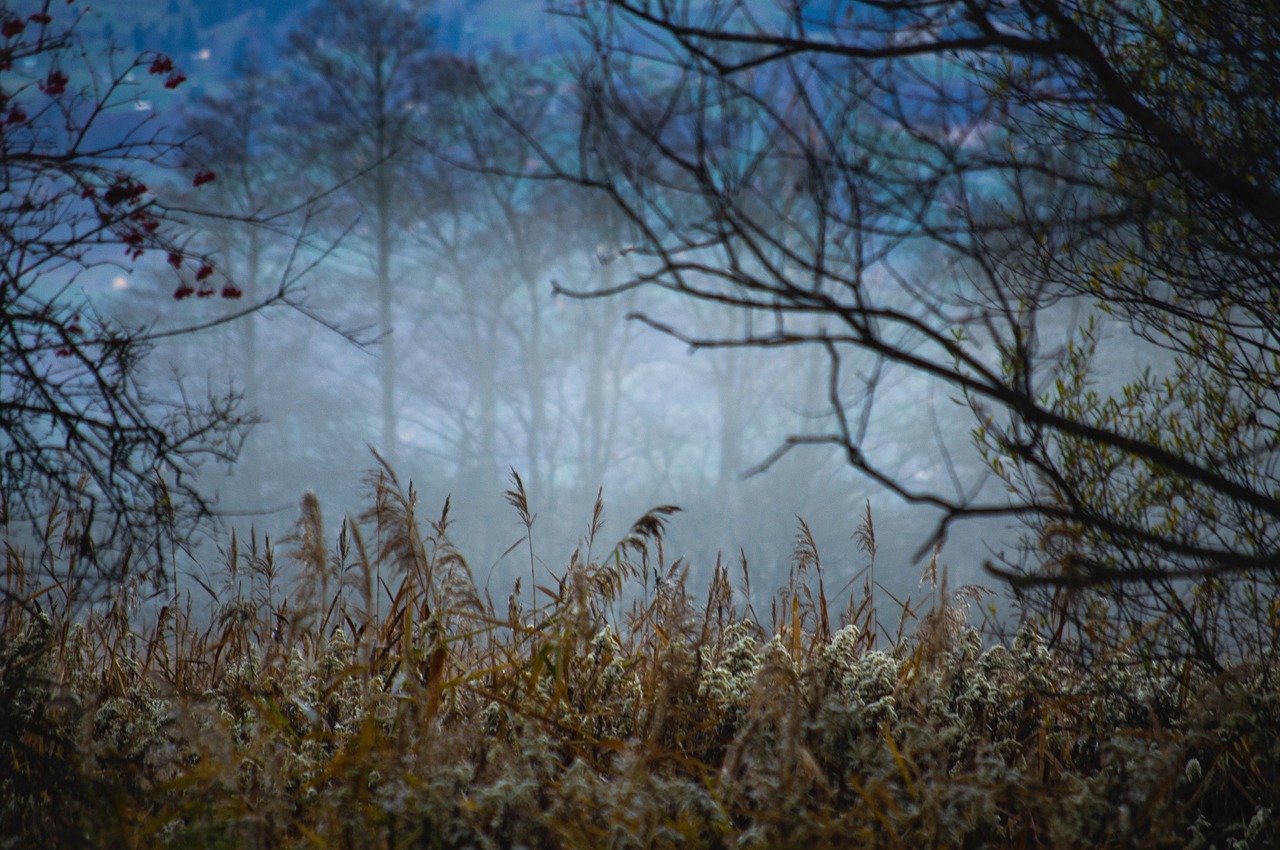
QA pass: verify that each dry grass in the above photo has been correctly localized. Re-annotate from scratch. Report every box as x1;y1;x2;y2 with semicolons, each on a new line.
2;459;1277;848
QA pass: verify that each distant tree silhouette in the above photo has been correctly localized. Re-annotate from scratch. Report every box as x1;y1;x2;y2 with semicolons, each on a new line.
275;0;443;467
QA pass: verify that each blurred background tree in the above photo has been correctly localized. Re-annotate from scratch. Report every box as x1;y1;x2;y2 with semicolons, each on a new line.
274;0;443;468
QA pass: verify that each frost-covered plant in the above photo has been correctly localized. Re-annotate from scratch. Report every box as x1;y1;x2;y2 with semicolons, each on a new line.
698;620;761;723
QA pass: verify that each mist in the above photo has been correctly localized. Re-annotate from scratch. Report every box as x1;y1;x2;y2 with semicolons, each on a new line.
40;0;1027;621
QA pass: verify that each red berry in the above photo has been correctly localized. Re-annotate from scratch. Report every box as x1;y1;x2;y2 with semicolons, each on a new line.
43;71;68;94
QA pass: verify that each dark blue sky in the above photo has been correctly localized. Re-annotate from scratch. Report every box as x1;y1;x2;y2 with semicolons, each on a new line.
91;0;560;77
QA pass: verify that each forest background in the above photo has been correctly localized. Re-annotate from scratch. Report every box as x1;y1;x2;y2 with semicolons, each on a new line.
5;0;1012;618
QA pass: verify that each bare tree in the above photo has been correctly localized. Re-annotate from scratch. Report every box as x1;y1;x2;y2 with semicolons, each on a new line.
1;4;330;591
177;60;302;507
511;0;1280;666
276;0;444;467
0;5;255;586
401;55;645;567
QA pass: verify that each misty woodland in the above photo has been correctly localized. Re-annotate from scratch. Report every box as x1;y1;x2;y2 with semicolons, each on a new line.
3;0;1280;848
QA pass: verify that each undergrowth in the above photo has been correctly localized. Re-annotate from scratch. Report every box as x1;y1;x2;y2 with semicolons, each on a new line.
2;460;1277;848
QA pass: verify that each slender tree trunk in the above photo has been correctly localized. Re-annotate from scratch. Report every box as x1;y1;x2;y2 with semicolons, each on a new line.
578;256;626;493
377;172;397;468
242;226;262;503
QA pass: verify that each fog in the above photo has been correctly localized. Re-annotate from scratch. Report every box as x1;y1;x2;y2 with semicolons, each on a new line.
60;0;1038;622
125;242;1020;623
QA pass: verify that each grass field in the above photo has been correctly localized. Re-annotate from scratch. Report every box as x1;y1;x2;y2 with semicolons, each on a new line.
3;463;1277;848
